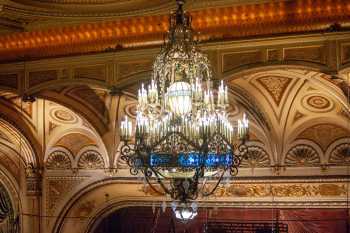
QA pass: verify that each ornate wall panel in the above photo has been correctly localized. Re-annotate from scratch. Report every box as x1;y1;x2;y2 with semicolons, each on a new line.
283;46;326;64
28;70;58;88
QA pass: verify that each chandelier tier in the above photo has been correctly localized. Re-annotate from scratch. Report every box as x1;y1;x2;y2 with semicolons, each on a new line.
120;0;249;204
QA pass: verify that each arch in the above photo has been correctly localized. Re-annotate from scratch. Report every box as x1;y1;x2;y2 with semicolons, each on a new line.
0;106;42;167
0;119;38;167
36;88;110;136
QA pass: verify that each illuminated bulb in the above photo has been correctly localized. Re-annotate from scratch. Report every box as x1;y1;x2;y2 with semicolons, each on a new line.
167;81;192;116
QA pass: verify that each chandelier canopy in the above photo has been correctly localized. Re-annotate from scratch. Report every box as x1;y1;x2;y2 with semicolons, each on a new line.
120;0;249;205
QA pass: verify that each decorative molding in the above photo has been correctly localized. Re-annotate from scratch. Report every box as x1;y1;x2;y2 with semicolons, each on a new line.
25;164;42;196
256;76;292;106
301;94;334;113
143;182;347;198
46;150;72;170
241;146;270;168
329;143;350;165
285;144;320;167
77;150;104;169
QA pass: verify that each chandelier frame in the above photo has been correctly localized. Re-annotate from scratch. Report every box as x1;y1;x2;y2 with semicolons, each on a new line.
119;0;249;204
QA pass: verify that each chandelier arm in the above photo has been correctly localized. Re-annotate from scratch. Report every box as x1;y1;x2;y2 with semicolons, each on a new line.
146;165;174;196
143;173;168;196
201;167;228;197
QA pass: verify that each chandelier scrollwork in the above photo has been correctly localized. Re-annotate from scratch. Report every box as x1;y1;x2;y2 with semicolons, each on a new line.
120;0;249;206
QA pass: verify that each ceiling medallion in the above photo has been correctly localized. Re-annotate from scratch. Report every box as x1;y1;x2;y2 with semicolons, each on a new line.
120;0;249;222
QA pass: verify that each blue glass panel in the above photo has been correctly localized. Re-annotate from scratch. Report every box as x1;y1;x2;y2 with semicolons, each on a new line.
178;152;203;167
149;152;233;168
205;152;233;167
149;153;172;166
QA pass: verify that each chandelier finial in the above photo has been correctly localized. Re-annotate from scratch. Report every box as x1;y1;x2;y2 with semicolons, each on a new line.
175;0;185;25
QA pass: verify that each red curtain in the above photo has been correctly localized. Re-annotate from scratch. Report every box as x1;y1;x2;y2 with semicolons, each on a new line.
280;209;348;233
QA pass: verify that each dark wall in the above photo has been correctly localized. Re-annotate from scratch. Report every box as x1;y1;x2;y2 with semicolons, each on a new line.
93;207;348;233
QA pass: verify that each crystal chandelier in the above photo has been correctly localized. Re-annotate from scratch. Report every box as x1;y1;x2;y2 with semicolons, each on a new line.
120;0;249;205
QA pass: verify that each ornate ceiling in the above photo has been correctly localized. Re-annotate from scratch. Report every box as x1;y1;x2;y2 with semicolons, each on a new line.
0;0;349;62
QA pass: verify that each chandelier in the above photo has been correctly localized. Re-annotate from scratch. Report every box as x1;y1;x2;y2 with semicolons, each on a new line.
120;0;249;205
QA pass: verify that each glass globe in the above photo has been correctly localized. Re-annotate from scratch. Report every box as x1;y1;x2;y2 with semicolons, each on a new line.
174;207;198;222
167;81;192;116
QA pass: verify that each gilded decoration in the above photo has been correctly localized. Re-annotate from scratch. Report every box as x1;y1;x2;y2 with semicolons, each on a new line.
77;150;105;169
143;183;347;198
46;177;86;216
285;145;320;167
329;143;350;165
25;164;42;196
256;76;292;106
46;150;72;170
297;124;349;151
240;146;270;168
